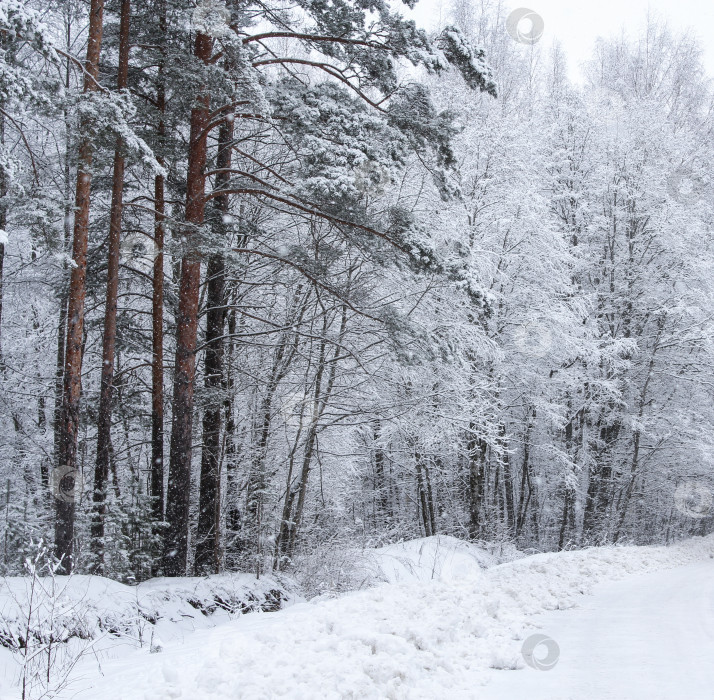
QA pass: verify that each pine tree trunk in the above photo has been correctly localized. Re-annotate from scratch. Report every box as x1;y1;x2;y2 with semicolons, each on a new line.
150;0;167;569
53;37;73;481
0;35;9;364
151;168;165;520
54;0;105;573
0;233;4;355
0;111;6;360
91;0;131;575
163;32;213;576
53;292;68;470
194;119;232;575
223;283;240;552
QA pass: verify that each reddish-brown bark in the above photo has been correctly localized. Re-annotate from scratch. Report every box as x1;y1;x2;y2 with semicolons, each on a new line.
0;112;6;359
55;0;105;572
91;0;131;574
163;32;213;576
151;0;167;559
194;117;233;575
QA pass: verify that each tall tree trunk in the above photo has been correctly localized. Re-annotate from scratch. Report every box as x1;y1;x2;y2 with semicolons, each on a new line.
415;451;433;537
612;429;641;543
53;290;67;446
613;330;659;543
498;423;515;534
424;458;437;535
151;172;165;519
150;0;167;571
53;22;74;479
274;421;304;570
91;0;131;575
0;110;6;362
194;117;233;575
515;407;534;538
54;0;105;572
582;416;619;541
223;283;241;552
467;425;487;539
282;345;326;557
246;286;307;571
163;32;213;576
246;368;286;573
278;301;347;563
223;211;247;560
558;410;578;551
372;419;390;525
557;488;572;551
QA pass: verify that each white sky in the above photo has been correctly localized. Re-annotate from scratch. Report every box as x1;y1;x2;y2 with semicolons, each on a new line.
403;0;714;83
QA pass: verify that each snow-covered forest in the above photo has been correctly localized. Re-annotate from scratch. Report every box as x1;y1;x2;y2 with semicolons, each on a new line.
1;0;714;694
2;0;714;580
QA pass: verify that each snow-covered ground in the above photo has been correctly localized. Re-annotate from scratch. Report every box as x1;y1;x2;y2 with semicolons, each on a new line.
0;570;298;699
479;560;714;699
7;534;709;700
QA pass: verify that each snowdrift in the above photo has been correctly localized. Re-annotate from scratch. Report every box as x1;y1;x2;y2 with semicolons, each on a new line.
45;534;714;700
363;535;500;583
291;534;519;597
0;571;298;698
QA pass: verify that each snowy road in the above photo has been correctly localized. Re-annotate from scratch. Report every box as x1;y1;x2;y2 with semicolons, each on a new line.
481;561;714;700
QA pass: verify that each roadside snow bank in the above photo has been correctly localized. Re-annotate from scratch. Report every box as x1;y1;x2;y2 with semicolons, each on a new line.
0;571;296;645
363;535;499;584
64;535;714;700
0;572;297;698
292;535;519;597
